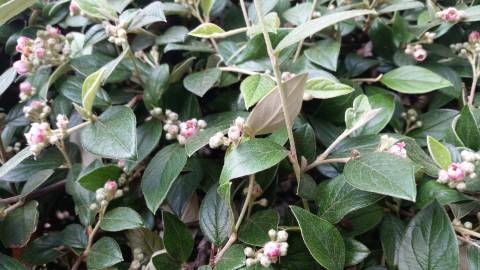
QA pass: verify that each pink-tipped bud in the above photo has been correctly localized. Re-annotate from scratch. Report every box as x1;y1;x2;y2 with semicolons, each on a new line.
104;180;118;191
469;31;480;43
25;122;49;145
263;242;281;258
16;36;31;53
34;48;46;59
447;163;465;181
228;126;242;141
13;60;30;75
413;48;427;62
19;81;32;94
46;25;61;36
439;7;465;22
69;0;79;15
388;142;407;158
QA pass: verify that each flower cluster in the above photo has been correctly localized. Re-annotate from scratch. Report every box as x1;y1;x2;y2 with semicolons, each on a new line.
404;44;428;62
23;100;51;122
18;81;35;101
13;26;70;75
150;107;207;145
437;7;466;23
103;21;129;46
378;135;407;158
450;31;480;58
401;109;422;133
209;117;245;148
437;150;480;191
244;229;289;267
90;181;123;211
24;114;69;156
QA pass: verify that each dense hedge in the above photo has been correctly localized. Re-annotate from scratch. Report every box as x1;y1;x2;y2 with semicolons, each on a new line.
1;0;480;269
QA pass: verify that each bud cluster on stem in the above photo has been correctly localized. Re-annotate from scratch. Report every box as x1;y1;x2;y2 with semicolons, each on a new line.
24;112;70;156
244;229;289;267
150;107;207;145
13;25;71;75
437;150;480;191
209;117;245;149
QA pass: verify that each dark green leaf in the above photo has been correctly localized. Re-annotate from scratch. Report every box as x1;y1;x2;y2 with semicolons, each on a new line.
0;201;39;248
290;206;345;270
142;143;187;213
398;201;459;270
100;207;144;232
344;152;417;201
87;237;123;270
239;209;279;246
80;106;137;159
162;211;193;262
199;186;233;246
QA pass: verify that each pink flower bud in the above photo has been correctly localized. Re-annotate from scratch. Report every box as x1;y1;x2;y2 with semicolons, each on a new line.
263;242;281;258
13;60;30;75
447;163;465;181
16;36;31;53
69;0;79;15
439;7;464;22
388;142;407;158
413;48;427;62
25;122;49;145
104;180;118;191
228;126;242;141
30;100;42;110
469;31;480;43
46;25;61;37
180;119;198;138
34;48;45;59
19;81;32;94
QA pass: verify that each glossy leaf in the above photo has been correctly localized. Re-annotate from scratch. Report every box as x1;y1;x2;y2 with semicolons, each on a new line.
183;68;221;97
427;136;451;170
344;152;417;201
162;211;193;262
239;209;279;246
142;143;187;213
0;201;39;248
398;201;459;270
291;206;345;270
304;78;354;99
381;66;452;94
199;186;233;246
219;139;288;193
304;39;341;71
275;9;375;52
240;74;275;109
80;106;137;160
315;175;382;223
100;207;144;232
87;237;123;269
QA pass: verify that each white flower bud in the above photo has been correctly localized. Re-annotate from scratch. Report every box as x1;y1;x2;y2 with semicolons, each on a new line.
457;182;467;192
245;258;257;267
244;247;255;257
177;135;187;145
258;198;268;207
268;229;277;240
461;150;476;162
234;117;245;127
452;218;462;226
279;242;289;256
460;162;475;173
464;221;473;229
470;173;477;179
276;230;288;242
259;255;271;267
198;119;207;129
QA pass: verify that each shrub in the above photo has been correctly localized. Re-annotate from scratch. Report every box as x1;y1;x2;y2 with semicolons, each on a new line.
0;0;480;269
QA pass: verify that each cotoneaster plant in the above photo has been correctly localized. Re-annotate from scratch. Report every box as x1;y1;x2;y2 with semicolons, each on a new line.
1;0;480;269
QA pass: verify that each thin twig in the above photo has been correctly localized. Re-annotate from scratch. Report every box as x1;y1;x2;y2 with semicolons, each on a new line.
467;54;479;106
239;0;251;28
292;0;319;62
253;0;303;198
218;66;259;76
0;180;66;204
304;157;351;172
351;74;383;83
